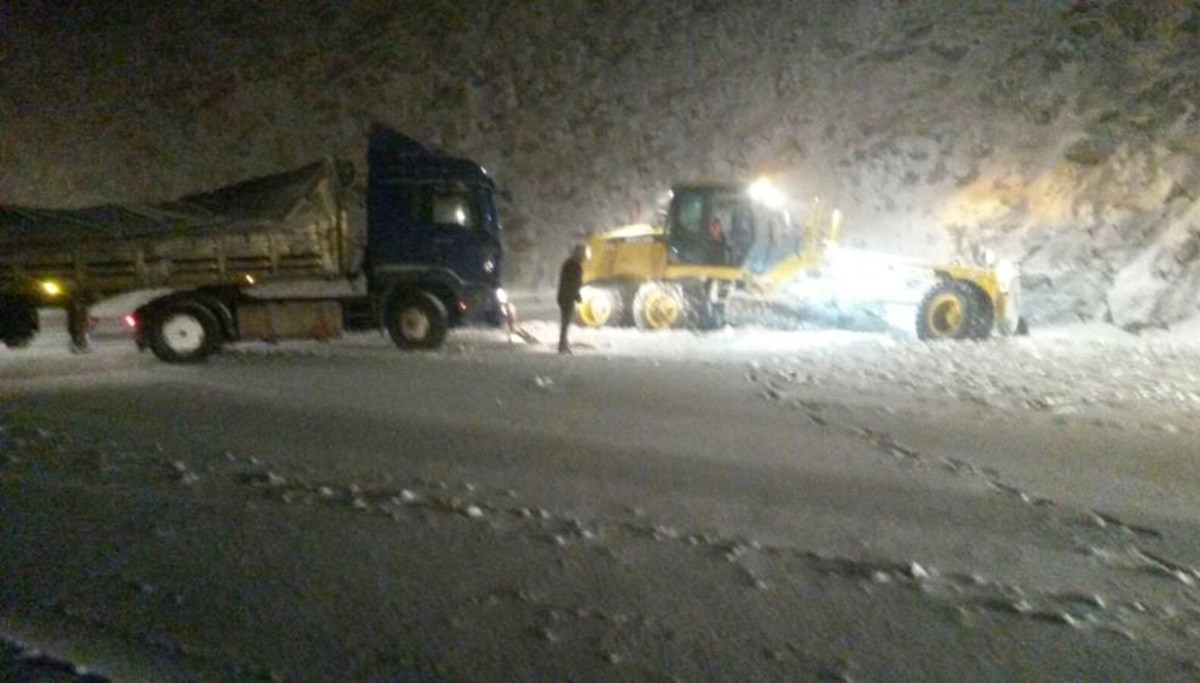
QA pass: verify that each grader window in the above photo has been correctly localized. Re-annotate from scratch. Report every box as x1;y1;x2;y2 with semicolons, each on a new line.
668;188;743;267
744;206;796;274
672;193;705;241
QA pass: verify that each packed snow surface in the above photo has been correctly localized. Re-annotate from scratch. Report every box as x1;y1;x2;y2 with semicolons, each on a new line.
3;314;1200;679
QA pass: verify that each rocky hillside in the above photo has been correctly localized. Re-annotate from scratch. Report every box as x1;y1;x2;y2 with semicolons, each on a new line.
3;0;1199;329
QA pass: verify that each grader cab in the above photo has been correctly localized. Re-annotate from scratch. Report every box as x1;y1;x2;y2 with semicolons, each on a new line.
579;181;1024;340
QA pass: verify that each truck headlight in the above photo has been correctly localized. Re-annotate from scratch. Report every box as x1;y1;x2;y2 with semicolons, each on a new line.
495;287;509;305
40;279;64;297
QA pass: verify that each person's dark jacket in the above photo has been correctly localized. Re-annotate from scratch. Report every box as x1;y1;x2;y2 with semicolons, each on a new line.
557;257;583;310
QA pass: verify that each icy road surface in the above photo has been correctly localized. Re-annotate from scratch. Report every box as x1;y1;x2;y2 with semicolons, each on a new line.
3;319;1200;680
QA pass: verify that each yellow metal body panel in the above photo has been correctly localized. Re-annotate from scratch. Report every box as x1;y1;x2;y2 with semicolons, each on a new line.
661;264;743;282
584;229;745;285
583;224;668;284
744;251;822;294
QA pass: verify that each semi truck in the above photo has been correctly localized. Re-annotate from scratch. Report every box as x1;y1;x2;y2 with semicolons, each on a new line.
0;123;509;361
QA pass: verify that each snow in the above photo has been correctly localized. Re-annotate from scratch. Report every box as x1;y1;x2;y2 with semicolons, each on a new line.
5;310;1200;677
1167;314;1200;337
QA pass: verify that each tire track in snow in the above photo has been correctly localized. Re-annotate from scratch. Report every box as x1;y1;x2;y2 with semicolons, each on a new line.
747;363;1200;600
211;449;1200;650
6;399;1200;672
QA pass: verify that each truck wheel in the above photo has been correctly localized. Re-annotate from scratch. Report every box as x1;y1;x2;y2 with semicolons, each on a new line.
1;294;38;349
916;280;992;341
386;291;448;350
577;286;623;327
632;282;686;331
3;334;34;349
148;303;220;362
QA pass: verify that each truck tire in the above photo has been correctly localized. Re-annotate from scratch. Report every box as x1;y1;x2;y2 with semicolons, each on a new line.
386;291;448;350
1;294;38;349
3;334;34;349
632;282;687;331
147;303;220;363
916;280;992;341
577;286;623;327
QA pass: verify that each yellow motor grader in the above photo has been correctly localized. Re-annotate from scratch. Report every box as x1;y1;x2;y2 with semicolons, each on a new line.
578;181;1024;340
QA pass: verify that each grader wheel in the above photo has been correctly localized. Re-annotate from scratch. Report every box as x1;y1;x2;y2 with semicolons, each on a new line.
632;282;686;331
916;280;993;341
577;286;623;327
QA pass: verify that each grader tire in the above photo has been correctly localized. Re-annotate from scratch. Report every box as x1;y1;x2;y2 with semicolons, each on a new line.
916;280;993;341
577;286;624;328
632;282;687;331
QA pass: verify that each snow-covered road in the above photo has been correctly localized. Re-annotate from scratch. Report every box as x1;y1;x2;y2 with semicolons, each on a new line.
3;322;1200;680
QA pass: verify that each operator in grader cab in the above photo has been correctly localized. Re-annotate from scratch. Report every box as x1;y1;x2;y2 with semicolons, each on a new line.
672;189;739;268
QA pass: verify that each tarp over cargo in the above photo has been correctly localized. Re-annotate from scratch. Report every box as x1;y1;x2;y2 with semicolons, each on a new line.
0;159;354;248
0;159;362;295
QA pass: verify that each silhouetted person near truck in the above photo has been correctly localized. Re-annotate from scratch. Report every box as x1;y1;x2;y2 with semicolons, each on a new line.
557;244;586;354
66;296;90;353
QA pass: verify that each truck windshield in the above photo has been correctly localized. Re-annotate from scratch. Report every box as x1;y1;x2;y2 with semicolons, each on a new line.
410;183;498;239
424;186;479;229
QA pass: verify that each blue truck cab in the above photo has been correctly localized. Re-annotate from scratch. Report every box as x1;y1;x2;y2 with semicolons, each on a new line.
366;124;506;339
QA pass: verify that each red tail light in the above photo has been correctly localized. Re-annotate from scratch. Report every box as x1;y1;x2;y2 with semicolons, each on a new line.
124;314;138;329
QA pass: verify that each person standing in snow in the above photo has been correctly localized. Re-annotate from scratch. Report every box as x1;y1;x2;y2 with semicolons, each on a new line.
66;295;91;353
556;244;586;354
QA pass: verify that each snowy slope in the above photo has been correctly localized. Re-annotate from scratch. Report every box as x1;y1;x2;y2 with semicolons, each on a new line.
2;0;1199;330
